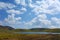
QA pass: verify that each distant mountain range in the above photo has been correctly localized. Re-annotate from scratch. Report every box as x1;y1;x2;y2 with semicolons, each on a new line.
0;25;60;33
0;25;14;30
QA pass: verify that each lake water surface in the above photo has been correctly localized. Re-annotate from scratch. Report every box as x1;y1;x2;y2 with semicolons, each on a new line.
15;32;60;34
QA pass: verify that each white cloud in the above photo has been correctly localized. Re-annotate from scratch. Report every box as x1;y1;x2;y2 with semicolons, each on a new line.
24;14;52;28
7;9;21;14
1;0;60;29
0;21;3;25
40;20;51;26
25;19;51;28
28;0;36;8
15;0;21;4
25;17;37;25
30;0;60;15
15;17;21;21
0;2;16;9
50;26;58;29
29;3;35;8
5;14;16;24
23;0;60;28
7;7;27;14
5;14;21;25
15;0;26;6
20;7;27;12
51;17;60;25
38;14;47;20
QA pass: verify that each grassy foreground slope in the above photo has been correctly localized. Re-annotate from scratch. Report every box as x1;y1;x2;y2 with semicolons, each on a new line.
0;33;60;40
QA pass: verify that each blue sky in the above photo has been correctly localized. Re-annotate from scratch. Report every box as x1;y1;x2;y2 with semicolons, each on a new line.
0;0;60;29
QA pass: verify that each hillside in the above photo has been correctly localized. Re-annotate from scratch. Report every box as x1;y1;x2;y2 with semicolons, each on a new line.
30;28;60;33
0;25;60;33
0;25;14;33
0;25;14;30
13;28;60;33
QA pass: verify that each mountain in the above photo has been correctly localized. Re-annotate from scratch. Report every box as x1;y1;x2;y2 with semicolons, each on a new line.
30;28;48;31
30;28;48;30
30;28;60;32
0;25;14;30
0;25;60;33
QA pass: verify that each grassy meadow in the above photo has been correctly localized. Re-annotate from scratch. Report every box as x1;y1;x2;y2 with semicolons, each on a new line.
0;32;60;40
0;25;60;40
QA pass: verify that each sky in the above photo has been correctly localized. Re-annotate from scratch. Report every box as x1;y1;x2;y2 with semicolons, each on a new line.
0;0;60;29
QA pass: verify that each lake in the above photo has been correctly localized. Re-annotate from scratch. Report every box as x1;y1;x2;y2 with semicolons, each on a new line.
15;32;60;34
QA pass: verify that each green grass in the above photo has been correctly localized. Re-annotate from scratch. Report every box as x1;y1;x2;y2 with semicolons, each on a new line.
0;29;60;40
0;32;60;40
0;25;60;40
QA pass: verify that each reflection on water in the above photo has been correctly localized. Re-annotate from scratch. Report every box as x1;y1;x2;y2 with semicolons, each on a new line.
15;32;60;34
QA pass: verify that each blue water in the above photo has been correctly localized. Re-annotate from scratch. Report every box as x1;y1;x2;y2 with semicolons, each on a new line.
15;32;60;34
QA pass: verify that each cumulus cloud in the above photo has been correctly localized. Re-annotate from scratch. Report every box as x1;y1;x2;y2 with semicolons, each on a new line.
1;0;60;29
0;2;16;9
24;13;60;28
51;17;60;25
6;7;27;14
20;0;60;29
15;17;21;21
4;14;22;28
30;0;60;15
20;7;27;12
15;0;26;6
15;0;21;4
5;14;21;24
24;14;51;28
0;21;3;25
38;14;47;20
50;25;60;29
7;9;21;14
